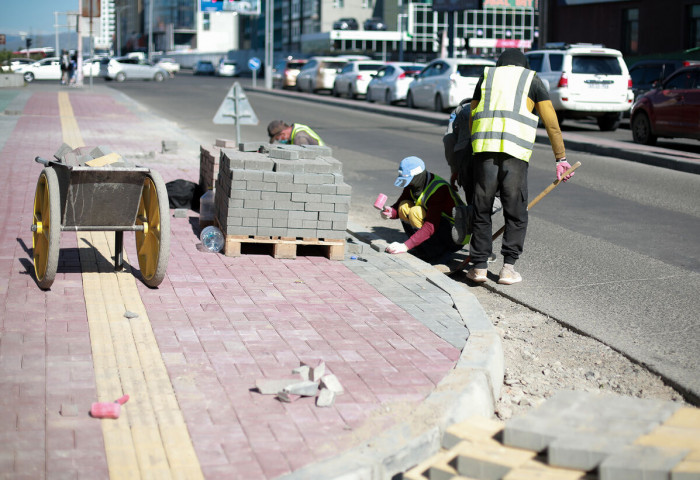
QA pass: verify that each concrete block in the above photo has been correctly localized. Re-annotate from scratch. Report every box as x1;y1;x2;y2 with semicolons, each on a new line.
305;202;335;212
226;198;244;208
292;192;322;203
310;361;325;381
320;156;343;173
332;173;345;184
283;380;319;397
258;218;273;227
286;228;317;238
255;378;301;394
242;218;258;227
335;203;350;213
336;183;352;195
263;170;293;183
289;210;318;220
293;365;311;381
320;374;344;395
234;169;264;182
89;145;113;158
317;220;332;230
258;209;289;219
332;220;348;231
319;212;347;222
276;182;307;193
275;200;305;211
269;148;300;160
53;143;74;161
232;180;247;190
261;191;292;202
277;391;302;403
293;173;335;185
307;184;337;194
215;138;237;148
244;157;275;171
244;199;275;210
274;159;306;174
304;145;333;157
302;159;332;174
302;220;319;229
173;209;188;218
600;445;689;480
316;388;336;407
272;218;288;228
239;141;268;152
228;207;259;218
231;189;261;200
220;148;245;169
548;432;638;471
450;439;536;480
246;181;278;192
322;194;351;205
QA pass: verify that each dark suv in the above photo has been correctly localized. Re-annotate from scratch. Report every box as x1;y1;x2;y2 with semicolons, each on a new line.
363;17;387;31
333;18;359;30
629;59;699;102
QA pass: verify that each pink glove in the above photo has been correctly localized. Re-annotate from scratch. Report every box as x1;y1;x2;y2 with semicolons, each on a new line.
380;206;396;220
385;242;408;254
556;160;574;182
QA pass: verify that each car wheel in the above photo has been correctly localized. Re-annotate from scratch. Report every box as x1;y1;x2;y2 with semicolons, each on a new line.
597;113;621;132
407;91;416;109
154;72;165;82
435;94;445;113
385;89;392;105
23;72;34;83
333;84;340;97
631;112;657;146
115;72;126;82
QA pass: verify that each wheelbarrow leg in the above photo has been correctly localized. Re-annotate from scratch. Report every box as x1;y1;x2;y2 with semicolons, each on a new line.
114;231;124;271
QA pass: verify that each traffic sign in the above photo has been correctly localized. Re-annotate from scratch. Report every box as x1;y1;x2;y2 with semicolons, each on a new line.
248;57;261;71
213;82;259;126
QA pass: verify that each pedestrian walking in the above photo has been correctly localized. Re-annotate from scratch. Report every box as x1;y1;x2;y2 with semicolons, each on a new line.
381;156;467;264
460;48;573;285
68;54;77;86
60;50;70;85
267;120;325;146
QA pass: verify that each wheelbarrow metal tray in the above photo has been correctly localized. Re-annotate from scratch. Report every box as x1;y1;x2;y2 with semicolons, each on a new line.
53;164;151;229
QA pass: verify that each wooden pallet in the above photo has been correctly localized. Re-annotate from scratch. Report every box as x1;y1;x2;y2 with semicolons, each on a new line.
222;234;345;260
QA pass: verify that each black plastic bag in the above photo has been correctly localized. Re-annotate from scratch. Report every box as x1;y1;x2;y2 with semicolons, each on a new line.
165;180;203;211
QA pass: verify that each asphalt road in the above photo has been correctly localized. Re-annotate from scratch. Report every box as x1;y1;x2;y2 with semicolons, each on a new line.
100;73;700;404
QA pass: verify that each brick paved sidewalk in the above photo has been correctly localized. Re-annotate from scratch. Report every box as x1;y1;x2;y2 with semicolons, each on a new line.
0;86;464;479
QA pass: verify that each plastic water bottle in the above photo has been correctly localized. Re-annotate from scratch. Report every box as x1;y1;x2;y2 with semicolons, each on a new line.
200;226;224;253
199;188;215;228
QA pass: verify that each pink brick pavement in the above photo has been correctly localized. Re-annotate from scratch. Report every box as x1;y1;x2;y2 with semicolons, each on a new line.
0;87;460;479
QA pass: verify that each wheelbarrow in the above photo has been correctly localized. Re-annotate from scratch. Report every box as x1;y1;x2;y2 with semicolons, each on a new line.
31;154;170;289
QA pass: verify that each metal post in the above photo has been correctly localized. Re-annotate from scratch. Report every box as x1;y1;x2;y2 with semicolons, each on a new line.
148;0;154;62
54;12;60;56
234;83;241;145
89;0;94;89
114;231;124;270
77;3;84;86
398;0;404;62
264;0;273;89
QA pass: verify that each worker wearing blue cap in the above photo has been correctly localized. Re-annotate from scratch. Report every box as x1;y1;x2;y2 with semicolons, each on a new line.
380;156;467;263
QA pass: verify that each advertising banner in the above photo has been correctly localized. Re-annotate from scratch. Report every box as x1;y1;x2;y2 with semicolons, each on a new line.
432;0;480;13
201;0;259;14
483;0;535;7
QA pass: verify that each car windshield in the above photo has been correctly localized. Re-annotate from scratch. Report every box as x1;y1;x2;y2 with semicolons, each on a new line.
456;64;488;77
358;64;381;71
323;62;347;70
287;61;306;69
571;55;622;75
402;66;423;76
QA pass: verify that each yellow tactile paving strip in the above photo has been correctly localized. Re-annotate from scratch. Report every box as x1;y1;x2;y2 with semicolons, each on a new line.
58;91;204;479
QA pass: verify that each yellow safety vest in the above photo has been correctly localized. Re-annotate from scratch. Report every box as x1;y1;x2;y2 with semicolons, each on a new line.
291;124;325;146
471;66;539;162
410;174;464;225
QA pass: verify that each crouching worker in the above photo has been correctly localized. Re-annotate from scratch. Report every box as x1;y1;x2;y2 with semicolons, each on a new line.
267;120;325;146
381;156;467;263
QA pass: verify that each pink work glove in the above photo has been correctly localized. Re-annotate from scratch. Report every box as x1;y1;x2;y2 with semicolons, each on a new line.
380;206;397;220
556;159;574;182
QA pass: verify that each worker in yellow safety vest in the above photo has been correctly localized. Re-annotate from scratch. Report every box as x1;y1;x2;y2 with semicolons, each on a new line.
267;120;325;146
461;48;574;285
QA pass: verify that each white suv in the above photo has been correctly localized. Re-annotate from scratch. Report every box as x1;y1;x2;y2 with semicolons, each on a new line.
525;44;634;131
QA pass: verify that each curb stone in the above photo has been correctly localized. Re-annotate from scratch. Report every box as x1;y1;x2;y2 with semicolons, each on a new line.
276;224;504;480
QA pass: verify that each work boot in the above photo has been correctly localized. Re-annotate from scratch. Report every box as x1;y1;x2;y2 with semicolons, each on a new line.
466;267;487;283
498;264;522;285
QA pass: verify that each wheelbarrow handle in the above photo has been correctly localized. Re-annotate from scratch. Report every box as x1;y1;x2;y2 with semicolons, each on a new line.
35;156;50;166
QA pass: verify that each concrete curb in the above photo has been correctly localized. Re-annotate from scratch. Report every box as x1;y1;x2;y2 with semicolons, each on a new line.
0;73;24;88
277;223;504;480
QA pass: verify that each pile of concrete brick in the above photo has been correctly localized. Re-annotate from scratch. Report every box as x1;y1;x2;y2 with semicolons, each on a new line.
255;361;344;407
199;143;221;192
213;142;351;240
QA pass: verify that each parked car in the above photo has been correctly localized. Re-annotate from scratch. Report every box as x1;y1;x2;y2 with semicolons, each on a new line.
525;43;634;131
406;57;495;112
3;57;34;73
193;60;216;76
367;62;425;104
17;57;61;82
630;65;700;145
363;17;387;31
156;57;181;74
629;59;698;103
333;18;359;30
332;60;385;98
82;57;106;78
272;58;308;89
103;56;168;82
295;56;348;93
216;60;238;77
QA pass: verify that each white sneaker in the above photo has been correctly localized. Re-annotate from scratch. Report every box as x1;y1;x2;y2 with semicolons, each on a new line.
498;264;522;285
466;267;488;283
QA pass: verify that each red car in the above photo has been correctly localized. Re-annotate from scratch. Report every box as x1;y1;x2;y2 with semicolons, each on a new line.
631;65;700;145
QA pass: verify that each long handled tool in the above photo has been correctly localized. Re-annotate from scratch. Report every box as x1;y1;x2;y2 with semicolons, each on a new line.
447;161;581;276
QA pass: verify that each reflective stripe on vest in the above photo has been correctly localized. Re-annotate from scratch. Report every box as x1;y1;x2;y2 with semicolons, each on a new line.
291;124;325;145
471;66;539;162
410;174;464;224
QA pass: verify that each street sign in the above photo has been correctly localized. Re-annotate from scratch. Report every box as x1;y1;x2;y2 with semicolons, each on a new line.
248;57;261;71
213;82;259;126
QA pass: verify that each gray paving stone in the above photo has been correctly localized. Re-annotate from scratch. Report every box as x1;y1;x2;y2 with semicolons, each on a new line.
547;432;639;471
283;380;319;397
600;445;689;480
316;389;336;407
256;378;301;395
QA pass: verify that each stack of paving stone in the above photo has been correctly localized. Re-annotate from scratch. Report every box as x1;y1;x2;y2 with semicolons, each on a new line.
199;141;224;192
211;142;351;259
404;390;699;480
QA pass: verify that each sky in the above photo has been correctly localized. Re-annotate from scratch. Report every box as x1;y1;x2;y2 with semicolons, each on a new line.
1;0;80;36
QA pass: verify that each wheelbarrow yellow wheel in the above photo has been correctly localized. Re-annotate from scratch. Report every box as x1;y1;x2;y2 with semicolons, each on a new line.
135;170;170;288
33;167;61;290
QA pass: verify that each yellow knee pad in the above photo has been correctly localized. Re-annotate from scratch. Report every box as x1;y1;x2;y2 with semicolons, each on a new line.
398;201;426;229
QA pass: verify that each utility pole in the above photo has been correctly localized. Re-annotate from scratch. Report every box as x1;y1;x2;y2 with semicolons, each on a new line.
264;0;273;89
148;0;154;61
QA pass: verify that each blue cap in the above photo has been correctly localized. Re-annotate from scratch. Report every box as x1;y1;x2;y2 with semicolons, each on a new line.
394;156;425;188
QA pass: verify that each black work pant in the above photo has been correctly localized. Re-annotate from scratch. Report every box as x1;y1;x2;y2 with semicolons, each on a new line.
470;152;528;268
